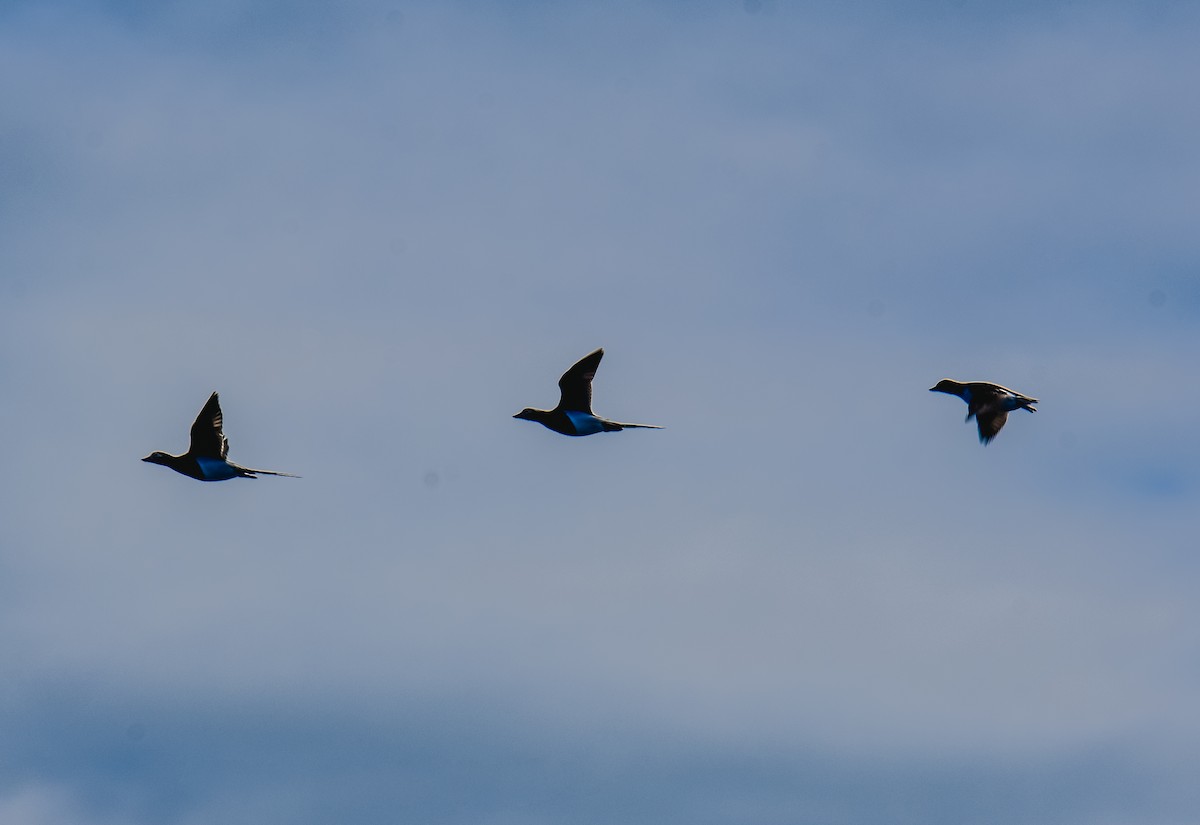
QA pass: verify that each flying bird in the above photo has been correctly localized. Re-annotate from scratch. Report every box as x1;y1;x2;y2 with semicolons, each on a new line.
929;379;1038;444
514;348;662;436
143;392;299;480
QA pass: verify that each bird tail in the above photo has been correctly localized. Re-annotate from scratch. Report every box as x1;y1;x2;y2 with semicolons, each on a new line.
232;463;301;479
609;422;663;431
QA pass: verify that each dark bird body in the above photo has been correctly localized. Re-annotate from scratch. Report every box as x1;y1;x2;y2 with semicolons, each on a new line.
930;379;1038;444
514;348;662;437
143;392;299;480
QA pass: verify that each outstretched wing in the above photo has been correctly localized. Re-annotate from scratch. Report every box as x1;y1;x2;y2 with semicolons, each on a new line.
189;392;229;458
975;407;1008;444
557;348;603;413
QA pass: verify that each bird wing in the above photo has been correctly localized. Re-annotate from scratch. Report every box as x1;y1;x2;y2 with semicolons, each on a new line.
975;407;1008;444
557;348;603;413
189;392;229;459
974;381;1036;403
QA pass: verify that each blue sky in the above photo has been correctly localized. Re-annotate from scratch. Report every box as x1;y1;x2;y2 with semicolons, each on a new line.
2;1;1199;822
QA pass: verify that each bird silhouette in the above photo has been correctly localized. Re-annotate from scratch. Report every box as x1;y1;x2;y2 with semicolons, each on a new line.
143;392;299;480
514;348;662;436
930;379;1038;444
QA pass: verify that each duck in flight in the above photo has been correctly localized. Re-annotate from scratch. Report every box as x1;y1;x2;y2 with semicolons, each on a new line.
514;348;662;436
143;392;299;480
930;379;1038;444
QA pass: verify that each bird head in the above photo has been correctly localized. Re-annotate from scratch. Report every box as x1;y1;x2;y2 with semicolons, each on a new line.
929;379;963;394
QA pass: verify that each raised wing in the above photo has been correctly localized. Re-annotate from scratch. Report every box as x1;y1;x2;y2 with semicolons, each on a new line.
189;392;229;459
557;348;603;413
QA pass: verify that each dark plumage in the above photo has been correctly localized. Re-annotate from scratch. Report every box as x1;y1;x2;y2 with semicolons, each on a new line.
929;379;1038;444
142;392;299;480
513;348;662;437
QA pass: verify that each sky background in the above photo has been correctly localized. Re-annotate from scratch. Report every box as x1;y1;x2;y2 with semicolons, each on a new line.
2;1;1199;822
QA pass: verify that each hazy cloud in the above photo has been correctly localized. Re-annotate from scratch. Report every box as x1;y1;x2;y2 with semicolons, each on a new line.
2;1;1199;822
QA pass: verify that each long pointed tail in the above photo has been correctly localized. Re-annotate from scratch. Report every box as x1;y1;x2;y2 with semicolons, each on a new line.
610;422;663;431
233;464;301;479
